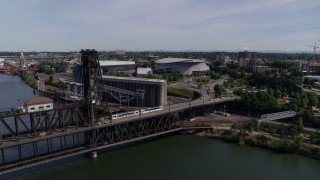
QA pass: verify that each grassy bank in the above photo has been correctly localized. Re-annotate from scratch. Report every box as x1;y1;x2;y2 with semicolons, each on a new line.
19;72;58;93
167;86;200;99
197;130;320;160
20;72;38;89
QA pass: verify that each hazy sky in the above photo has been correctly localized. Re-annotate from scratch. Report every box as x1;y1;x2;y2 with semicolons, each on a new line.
0;0;319;51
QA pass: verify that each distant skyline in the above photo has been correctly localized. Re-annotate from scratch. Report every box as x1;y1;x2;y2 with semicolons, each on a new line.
0;0;319;52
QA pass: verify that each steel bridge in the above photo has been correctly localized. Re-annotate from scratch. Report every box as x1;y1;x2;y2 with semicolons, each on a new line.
0;97;237;172
258;111;296;121
0;49;239;173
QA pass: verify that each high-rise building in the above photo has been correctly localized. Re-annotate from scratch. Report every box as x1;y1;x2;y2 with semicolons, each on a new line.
238;50;257;67
238;50;256;60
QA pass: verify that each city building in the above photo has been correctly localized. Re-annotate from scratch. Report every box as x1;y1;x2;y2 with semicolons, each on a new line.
100;60;136;73
239;58;256;67
155;58;209;75
238;51;257;67
304;62;320;74
253;65;278;74
137;67;153;75
23;96;53;113
114;50;126;55
215;54;229;66
238;51;256;60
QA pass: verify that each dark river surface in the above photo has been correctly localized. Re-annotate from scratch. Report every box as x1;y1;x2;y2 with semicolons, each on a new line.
1;74;320;180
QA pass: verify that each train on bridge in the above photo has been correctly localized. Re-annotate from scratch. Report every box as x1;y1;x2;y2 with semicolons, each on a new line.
112;106;163;120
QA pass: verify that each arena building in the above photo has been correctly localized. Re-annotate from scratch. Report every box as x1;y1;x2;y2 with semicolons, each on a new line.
155;58;209;75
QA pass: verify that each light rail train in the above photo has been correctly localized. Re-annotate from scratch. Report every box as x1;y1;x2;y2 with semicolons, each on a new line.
112;106;163;120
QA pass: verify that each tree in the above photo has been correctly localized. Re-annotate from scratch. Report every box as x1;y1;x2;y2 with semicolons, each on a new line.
306;92;318;108
274;89;281;99
48;75;53;84
294;135;304;151
214;84;221;97
244;119;258;132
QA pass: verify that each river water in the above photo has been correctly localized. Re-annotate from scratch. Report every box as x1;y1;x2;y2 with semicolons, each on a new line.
0;74;37;111
1;74;320;180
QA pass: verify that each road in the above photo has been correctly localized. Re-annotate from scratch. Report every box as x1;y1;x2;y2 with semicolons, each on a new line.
299;85;320;96
105;96;239;125
169;76;229;103
260;119;319;134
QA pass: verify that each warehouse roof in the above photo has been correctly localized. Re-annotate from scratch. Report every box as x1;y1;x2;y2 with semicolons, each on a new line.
99;60;135;66
24;96;53;106
156;58;206;64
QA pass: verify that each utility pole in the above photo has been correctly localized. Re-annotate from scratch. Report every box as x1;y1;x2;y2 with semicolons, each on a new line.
189;78;192;107
211;91;215;118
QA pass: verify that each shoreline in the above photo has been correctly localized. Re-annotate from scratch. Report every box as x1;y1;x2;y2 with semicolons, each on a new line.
196;129;320;160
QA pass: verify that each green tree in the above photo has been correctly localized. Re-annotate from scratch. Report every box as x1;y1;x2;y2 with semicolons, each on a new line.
244;119;258;132
274;89;281;99
214;84;221;97
306;92;318;108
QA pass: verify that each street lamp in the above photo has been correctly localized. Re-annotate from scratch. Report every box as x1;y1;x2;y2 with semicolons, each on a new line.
189;78;192;107
213;92;215;118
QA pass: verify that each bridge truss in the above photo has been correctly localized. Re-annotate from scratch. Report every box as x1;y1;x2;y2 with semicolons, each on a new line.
0;99;221;172
259;111;296;121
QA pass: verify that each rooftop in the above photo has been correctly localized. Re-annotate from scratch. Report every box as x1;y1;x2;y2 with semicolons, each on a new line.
102;75;166;83
156;58;206;64
137;67;152;75
100;60;135;66
24;96;53;106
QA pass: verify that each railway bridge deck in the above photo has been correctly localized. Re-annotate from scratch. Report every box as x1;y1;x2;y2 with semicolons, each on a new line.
0;94;238;172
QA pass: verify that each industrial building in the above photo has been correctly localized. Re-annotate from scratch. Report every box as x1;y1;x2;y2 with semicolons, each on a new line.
100;60;136;73
155;58;209;75
60;75;167;107
102;76;167;107
58;78;84;101
137;67;153;76
23;96;53;113
253;65;278;74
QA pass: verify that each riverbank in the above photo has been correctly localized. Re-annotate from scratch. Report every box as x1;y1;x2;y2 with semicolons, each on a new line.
197;129;320;160
17;72;61;95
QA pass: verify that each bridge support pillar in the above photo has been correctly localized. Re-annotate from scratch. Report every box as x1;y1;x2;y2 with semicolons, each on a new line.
87;151;98;158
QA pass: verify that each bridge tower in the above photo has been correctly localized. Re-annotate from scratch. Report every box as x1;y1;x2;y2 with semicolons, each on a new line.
81;49;110;125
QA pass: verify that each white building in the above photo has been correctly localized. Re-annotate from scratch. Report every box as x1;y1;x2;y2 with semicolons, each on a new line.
137;67;153;75
100;60;136;73
0;58;4;67
23;96;53;113
155;58;209;75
